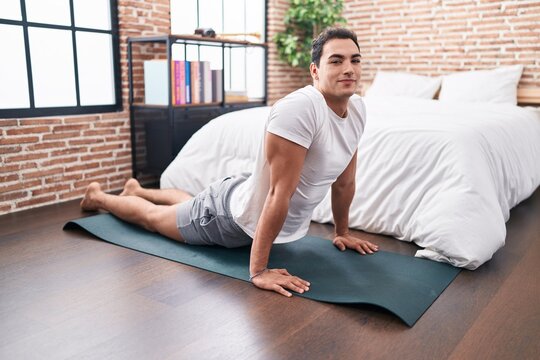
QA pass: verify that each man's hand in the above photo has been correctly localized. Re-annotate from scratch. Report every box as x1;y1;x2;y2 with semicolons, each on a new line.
251;268;310;297
333;233;379;254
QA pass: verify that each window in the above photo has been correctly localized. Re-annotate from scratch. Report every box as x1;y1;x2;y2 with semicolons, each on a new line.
0;0;121;118
170;0;266;99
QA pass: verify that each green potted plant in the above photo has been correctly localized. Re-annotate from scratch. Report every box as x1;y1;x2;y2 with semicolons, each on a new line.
275;0;347;68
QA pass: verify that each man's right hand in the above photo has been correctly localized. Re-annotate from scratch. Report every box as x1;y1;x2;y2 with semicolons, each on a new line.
251;268;310;297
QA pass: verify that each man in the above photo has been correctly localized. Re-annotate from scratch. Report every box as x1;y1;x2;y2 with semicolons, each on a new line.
81;27;378;298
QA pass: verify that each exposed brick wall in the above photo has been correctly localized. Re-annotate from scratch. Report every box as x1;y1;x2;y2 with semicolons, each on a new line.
267;0;540;98
346;0;540;92
267;0;312;104
0;0;170;215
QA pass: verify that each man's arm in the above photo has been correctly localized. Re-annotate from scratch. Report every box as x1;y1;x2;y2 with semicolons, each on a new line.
331;150;379;254
249;132;311;297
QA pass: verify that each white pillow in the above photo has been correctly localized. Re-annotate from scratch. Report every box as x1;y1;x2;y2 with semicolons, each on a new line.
439;65;523;105
366;71;441;99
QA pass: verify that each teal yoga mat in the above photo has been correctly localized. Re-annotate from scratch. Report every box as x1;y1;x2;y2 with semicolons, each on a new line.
64;213;460;326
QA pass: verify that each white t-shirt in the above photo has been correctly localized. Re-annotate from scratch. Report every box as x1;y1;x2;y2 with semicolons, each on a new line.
229;85;367;243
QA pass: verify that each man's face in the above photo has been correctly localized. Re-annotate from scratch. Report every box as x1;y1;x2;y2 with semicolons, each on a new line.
310;38;361;99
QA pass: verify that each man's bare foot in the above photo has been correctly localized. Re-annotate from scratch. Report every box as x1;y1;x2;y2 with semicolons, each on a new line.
80;182;102;211
119;178;141;197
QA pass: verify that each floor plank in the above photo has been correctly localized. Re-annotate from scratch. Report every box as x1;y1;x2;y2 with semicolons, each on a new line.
0;189;538;359
449;216;540;360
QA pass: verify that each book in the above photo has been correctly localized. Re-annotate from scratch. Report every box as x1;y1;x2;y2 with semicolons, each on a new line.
190;61;200;104
171;60;177;105
174;61;180;105
212;69;223;102
144;60;168;105
177;61;186;105
185;61;191;104
198;61;205;104
202;61;212;103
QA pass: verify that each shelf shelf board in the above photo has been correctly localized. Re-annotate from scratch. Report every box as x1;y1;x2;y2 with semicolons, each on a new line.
224;100;266;105
128;34;267;48
131;102;220;109
131;100;266;109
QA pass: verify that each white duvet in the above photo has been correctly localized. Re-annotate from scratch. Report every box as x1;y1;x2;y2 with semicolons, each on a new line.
161;96;540;269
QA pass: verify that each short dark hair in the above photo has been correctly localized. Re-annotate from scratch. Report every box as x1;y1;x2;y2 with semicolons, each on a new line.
311;27;360;67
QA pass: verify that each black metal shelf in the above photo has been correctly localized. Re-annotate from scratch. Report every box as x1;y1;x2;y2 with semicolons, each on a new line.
127;35;268;179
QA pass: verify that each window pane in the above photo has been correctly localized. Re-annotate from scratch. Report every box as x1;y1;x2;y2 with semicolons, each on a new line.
26;0;71;26
199;0;222;33
186;44;199;62
246;0;264;42
170;0;197;35
223;0;245;36
76;31;115;106
0;24;29;109
73;0;111;30
28;27;76;107
246;47;264;99
226;47;245;91
0;0;22;21
185;45;224;65
172;43;186;61
200;46;222;70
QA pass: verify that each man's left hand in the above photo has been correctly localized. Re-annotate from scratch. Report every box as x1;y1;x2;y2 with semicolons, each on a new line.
333;233;379;254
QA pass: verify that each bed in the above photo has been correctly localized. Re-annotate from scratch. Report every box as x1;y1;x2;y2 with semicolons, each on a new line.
161;69;540;270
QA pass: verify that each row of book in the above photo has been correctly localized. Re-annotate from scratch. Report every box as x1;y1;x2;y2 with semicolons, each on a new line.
144;60;224;106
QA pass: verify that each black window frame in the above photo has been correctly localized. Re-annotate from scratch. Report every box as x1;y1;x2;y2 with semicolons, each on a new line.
0;0;122;119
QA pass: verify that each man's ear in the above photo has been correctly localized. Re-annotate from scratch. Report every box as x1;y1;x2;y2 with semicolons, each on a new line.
310;63;319;81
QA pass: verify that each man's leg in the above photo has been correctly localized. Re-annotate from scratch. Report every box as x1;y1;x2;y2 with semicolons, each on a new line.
120;178;192;205
81;182;183;242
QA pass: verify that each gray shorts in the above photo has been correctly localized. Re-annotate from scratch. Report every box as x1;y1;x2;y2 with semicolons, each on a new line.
176;175;252;248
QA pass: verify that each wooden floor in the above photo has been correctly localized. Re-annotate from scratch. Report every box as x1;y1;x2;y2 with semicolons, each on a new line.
1;189;539;360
